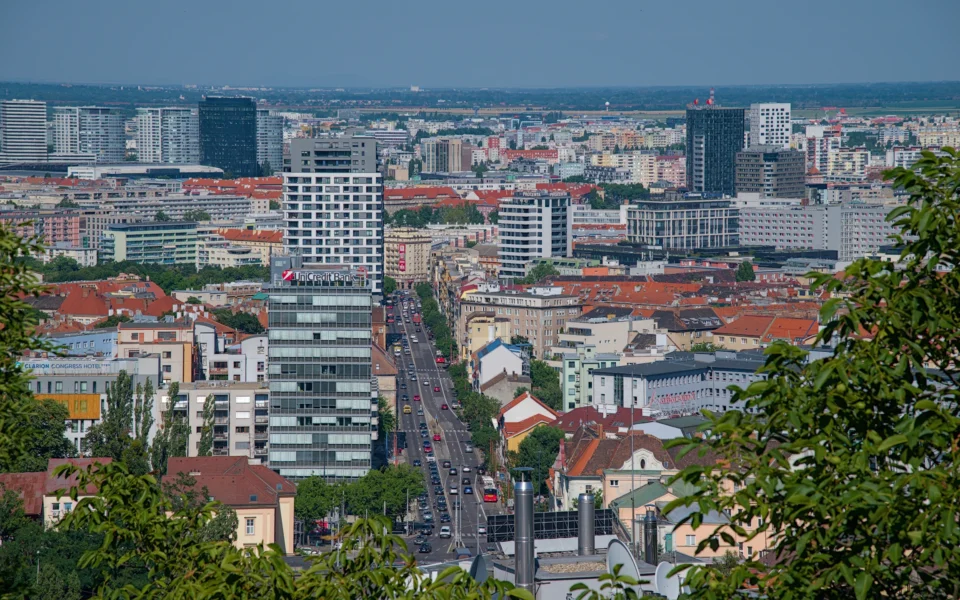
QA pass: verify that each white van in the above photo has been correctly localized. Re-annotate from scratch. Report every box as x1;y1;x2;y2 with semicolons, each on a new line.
439;526;451;538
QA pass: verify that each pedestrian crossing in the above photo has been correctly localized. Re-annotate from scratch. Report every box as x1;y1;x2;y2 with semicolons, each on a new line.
398;429;471;435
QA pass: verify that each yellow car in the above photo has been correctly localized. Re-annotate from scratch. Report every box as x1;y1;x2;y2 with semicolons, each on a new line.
403;405;412;414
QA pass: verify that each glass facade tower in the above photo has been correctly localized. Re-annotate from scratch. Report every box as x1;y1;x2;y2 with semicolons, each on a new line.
199;97;258;178
686;107;745;196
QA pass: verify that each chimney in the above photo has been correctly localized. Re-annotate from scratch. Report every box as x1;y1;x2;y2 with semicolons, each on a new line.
643;507;659;564
514;478;535;595
577;493;595;556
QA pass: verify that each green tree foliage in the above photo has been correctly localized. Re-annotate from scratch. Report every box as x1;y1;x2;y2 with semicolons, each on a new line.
46;254;80;273
269;199;281;210
378;395;395;437
488;210;499;224
689;342;726;352
162;471;239;543
33;261;270;294
84;371;154;475
735;261;756;282
151;381;190;476
197;395;215;457
529;360;563;411
563;175;589;183
407;157;422;177
155;210;171;222
519;261;560;284
0;485;31;542
344;465;425;519
182;209;212;222
295;476;344;527
383;275;398;296
95;314;132;328
666;150;960;599
600;183;649;204
35;563;82;600
56;198;80;209
211;309;265;334
515;426;565;494
0;223;63;473
4;398;75;473
385;204;485;228
185;296;202;304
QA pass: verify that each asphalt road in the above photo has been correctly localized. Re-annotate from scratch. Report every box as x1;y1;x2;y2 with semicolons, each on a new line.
390;294;502;563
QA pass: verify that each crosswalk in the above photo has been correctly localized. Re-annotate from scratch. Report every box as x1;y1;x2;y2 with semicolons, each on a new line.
399;428;471;435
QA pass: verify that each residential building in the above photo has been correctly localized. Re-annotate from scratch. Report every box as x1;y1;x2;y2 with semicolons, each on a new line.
101;221;198;265
583;165;632;183
625;194;739;249
479;371;532;406
372;342;398;411
470;339;527;390
79;194;255;222
384;227;432;290
735;146;805;198
216;229;284;264
136;107;201;164
458;287;583;359
461;313;513;362
256;109;283;175
53;106;125;162
21;355;161;453
591;351;767;416
0;458;113;529
197;331;269;383
422;137;463;173
826;147;871;180
43;243;98;267
748;103;791;149
284;136;377;174
116;321;196;384
162;383;269;460
559;345;621;411
497;391;559;455
710;315;819;350
474;244;500;277
0;99;47;163
281;171;384;296
555;306;658;356
199;97;258;177
686;105;745;195
649;308;724;351
165;457;296;554
197;229;263;269
266;257;376;481
498;190;573;279
739;203;899;261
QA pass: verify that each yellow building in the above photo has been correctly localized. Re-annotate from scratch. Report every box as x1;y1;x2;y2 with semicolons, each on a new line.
460;314;513;362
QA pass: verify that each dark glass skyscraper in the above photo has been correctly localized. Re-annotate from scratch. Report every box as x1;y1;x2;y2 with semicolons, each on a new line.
199;97;258;177
686;106;745;196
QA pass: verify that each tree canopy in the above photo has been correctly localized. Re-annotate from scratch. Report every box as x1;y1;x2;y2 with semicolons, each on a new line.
519;261;560;285
735;261;756;282
515;425;565;494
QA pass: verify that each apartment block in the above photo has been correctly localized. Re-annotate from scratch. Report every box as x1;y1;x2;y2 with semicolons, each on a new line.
0;99;48;163
422;137;462;173
559;345;621;410
625;193;739;249
116;321;195;384
686;106;745;195
53;106;126;163
162;382;270;460
748;103;791;149
136;107;200;164
199;97;258;178
256;109;283;175
384;227;432;289
735;146;805;198
284;136;377;174
498;190;572;279
101;221;198;265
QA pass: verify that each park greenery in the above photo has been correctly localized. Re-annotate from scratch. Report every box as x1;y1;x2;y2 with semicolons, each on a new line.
512;425;565;495
385;203;486;228
667;149;960;598
415;282;456;359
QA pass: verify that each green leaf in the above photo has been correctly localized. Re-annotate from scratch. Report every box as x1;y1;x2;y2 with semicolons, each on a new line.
877;434;908;453
855;572;872;600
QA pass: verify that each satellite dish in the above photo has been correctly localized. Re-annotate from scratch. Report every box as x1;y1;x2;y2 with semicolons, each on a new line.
606;539;641;583
654;561;685;600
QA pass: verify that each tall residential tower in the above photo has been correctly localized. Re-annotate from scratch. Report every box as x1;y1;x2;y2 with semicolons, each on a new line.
0;100;48;164
136;107;200;164
199;97;258;177
686;96;745;196
498;190;572;279
53;106;126;162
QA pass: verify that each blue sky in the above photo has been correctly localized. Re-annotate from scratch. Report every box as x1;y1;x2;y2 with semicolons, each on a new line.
2;0;958;87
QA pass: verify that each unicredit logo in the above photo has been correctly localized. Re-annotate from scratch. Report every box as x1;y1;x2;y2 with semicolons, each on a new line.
281;270;294;281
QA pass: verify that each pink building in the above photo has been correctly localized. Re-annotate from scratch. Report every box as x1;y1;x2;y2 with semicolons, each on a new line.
656;155;686;187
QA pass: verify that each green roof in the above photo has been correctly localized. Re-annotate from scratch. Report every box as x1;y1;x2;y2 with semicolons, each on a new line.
608;479;701;511
252;292;269;300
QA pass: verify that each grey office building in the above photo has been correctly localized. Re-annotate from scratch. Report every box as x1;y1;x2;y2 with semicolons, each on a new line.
735;146;806;198
199;97;258;177
283;135;378;173
266;256;376;481
686;106;745;196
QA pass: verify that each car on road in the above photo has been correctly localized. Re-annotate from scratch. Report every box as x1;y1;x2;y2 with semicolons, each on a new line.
413;459;421;467
449;467;458;476
419;422;428;429
400;382;407;389
433;433;442;441
461;477;470;485
424;445;432;453
433;485;443;495
462;466;471;473
426;455;436;462
441;404;449;410
439;526;451;539
417;407;424;416
401;394;409;401
414;535;427;545
449;486;459;495
410;375;417;381
478;526;487;535
434;386;441;392
439;513;451;523
418;543;432;553
431;477;441;485
403;405;411;414
464;486;473;495
420;430;428;438
413;394;421;401
442;460;452;468
464;443;473;452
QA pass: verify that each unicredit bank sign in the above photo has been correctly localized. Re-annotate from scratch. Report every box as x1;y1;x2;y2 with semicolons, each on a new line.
281;269;362;284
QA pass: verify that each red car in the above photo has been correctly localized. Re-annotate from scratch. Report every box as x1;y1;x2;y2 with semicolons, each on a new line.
433;433;442;441
433;386;440;392
440;404;449;410
414;394;421;401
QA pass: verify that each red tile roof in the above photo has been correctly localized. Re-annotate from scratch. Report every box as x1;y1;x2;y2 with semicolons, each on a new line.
497;391;558;421
45;458;114;495
712;315;775;338
166;456;295;507
503;413;555;438
0;471;45;516
218;228;283;244
763;317;819;343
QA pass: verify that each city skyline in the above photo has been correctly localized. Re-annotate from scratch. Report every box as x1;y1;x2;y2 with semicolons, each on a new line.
2;0;958;88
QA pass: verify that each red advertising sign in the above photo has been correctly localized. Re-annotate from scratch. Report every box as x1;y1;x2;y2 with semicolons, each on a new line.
399;259;406;272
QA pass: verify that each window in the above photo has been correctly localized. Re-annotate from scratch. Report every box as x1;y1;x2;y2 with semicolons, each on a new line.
80;381;88;392
74;381;79;392
246;518;255;536
163;365;172;373
163;351;172;359
55;381;63;392
609;479;619;487
686;535;696;546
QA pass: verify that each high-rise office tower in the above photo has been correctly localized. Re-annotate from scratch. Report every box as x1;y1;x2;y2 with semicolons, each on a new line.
421;137;462;173
686;100;745;196
498;190;572;279
749;103;791;149
136;107;200;164
52;106;126;163
0;99;48;164
199;97;258;177
266;256;376;481
256;109;283;176
282;136;383;296
736;146;806;198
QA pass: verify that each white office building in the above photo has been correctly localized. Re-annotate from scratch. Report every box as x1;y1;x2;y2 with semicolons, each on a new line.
136;107;200;164
0;99;48;163
256;109;283;175
748;103;791;149
53;106;126;163
498;190;573;279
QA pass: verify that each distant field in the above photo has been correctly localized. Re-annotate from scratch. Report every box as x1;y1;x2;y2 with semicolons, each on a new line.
794;103;960;119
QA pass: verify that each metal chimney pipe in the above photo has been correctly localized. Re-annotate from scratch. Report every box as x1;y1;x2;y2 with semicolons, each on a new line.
515;479;535;595
577;493;595;556
643;507;659;565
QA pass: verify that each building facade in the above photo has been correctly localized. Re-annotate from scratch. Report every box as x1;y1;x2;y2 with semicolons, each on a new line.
422;137;462;173
0;99;48;163
748;103;791;149
560;345;621;411
498;190;573;279
686;106;745;196
284;136;377;174
384;227;432;289
163;382;270;460
256;109;283;175
53;106;126;163
625;194;739;249
136;107;200;164
101;221;199;265
199;97;258;177
266;258;376;481
735;146;805;198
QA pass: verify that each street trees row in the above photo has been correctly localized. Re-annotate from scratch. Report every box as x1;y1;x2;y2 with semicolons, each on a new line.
295;464;425;526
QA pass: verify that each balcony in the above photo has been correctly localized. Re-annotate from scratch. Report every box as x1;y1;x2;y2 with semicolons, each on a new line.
214;416;229;425
213;433;228;440
213;448;230;456
254;431;268;440
255;400;269;408
253;446;268;456
255;416;268;424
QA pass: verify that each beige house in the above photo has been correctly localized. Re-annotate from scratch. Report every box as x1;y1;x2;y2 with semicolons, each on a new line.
461;313;513;362
167;456;297;554
217;229;284;264
0;458;114;529
117;321;195;383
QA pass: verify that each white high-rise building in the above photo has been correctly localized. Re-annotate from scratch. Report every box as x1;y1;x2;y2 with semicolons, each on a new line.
498;190;572;279
749;103;791;149
256;109;283;175
136;107;200;164
0;99;48;163
281;171;384;295
53;106;126;163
